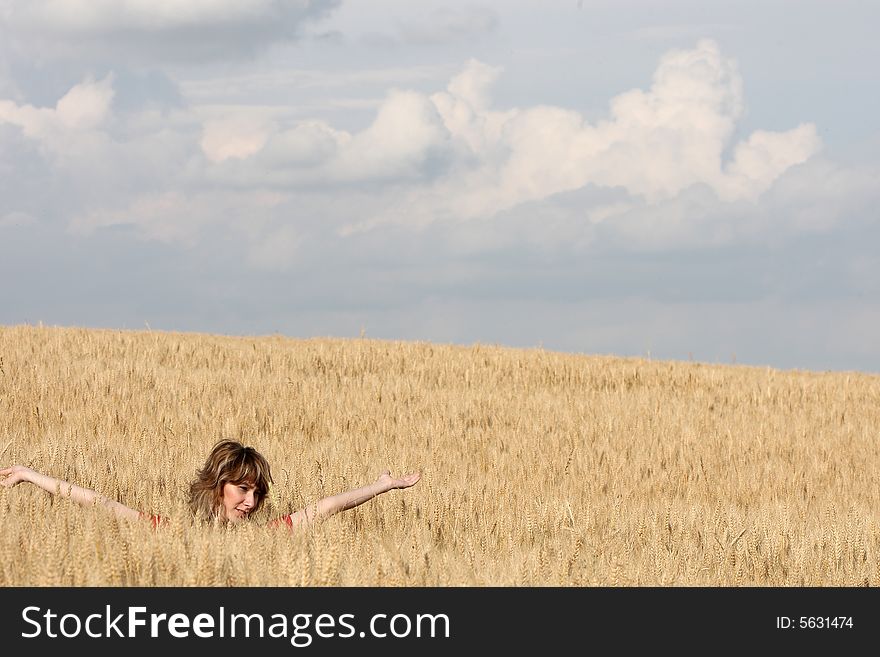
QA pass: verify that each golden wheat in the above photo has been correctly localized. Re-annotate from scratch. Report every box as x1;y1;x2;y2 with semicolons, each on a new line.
1;324;878;586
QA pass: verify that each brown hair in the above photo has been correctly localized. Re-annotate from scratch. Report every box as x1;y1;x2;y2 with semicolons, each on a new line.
188;440;273;522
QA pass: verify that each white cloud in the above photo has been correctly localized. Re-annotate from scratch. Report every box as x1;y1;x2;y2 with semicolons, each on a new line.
0;75;120;192
0;75;114;147
164;39;837;249
0;39;856;264
55;75;116;129
331;90;452;181
201;116;272;163
339;40;822;234
197;87;454;187
431;59;510;159
722;125;822;200
260;121;347;168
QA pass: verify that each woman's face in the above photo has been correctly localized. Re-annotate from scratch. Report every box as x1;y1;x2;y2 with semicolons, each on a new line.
220;481;258;522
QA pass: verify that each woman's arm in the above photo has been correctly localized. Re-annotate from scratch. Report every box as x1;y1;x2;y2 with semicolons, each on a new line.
0;465;143;522
272;470;420;530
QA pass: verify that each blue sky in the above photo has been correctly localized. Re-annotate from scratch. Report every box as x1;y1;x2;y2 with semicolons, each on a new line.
1;1;878;373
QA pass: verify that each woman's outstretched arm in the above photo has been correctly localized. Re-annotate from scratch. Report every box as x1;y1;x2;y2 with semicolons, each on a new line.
272;470;420;530
0;465;143;522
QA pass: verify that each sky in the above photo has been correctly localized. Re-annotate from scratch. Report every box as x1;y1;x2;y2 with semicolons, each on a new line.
1;0;878;374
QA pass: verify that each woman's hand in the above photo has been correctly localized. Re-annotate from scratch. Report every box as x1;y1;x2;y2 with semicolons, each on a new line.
376;470;421;491
0;465;35;488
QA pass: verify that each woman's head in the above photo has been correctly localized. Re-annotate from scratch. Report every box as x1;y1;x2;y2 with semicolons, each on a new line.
188;440;273;523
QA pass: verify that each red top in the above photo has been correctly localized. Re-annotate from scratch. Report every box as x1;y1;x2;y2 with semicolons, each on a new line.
269;515;294;528
139;512;164;529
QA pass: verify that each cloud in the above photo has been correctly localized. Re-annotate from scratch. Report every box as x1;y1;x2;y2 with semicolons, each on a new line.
201;116;272;163
337;40;821;234
1;0;342;64
0;75;119;188
331;90;453;181
0;39;857;273
24;38;813;250
260;121;348;168
197;89;455;187
492;39;816;203
54;75;116;129
722;125;822;200
0;75;114;139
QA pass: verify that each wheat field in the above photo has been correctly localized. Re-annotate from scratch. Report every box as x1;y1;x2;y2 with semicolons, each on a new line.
1;324;878;586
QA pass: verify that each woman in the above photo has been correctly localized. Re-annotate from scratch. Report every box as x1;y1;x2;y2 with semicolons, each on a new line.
0;439;420;529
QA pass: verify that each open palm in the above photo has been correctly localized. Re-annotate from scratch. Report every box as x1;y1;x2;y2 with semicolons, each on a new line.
376;470;421;490
0;465;33;488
